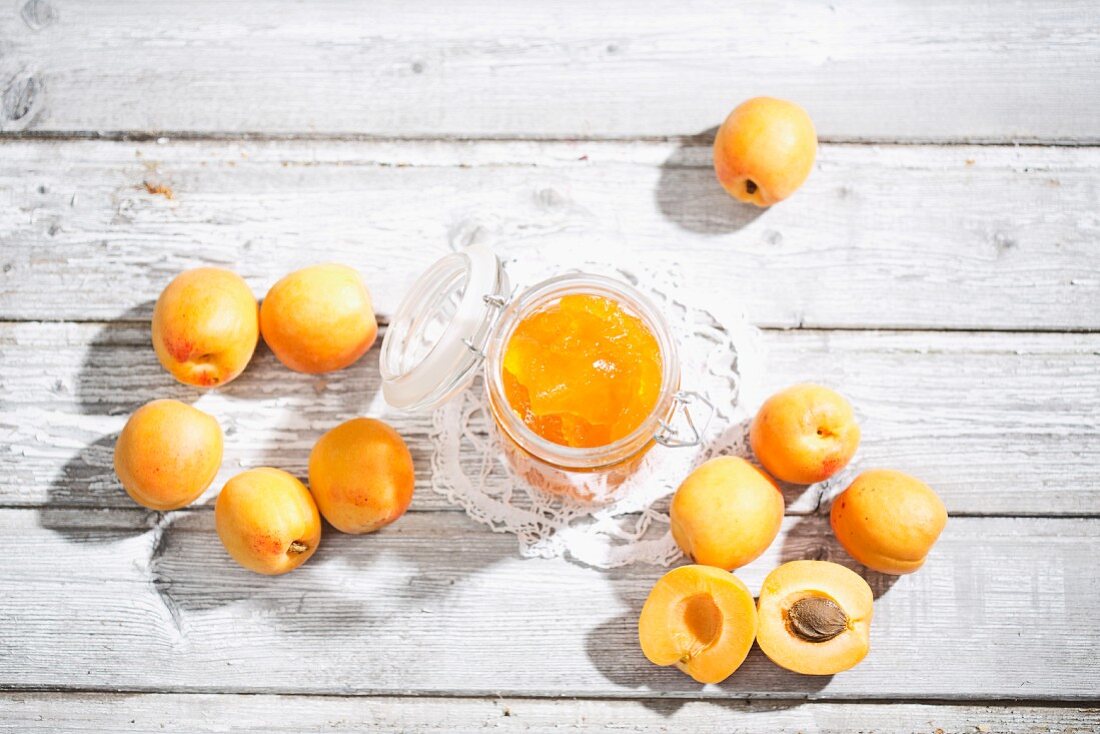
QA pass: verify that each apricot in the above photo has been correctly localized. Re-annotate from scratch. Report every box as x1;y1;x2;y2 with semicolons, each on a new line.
713;97;817;207
749;383;860;485
638;565;758;684
260;264;378;374
214;467;321;575
670;456;784;570
308;417;415;534
756;560;873;675
152;267;259;387
831;469;947;575
113;399;223;510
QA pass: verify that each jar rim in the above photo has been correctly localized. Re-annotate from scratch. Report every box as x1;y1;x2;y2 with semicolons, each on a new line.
484;272;680;471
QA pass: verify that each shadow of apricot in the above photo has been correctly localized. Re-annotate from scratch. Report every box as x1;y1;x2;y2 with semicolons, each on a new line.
779;514;899;600
585;609;703;715
46;301;204;540
149;503;517;637
583;557;833;712
147;515;366;631
701;418;818;511
74;301;199;416
36;503;158;544
44;432;128;511
214;339;385;480
722;643;833;695
655;127;766;235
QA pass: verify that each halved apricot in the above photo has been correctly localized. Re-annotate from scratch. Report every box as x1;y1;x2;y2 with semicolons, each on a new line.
756;560;873;675
638;565;758;684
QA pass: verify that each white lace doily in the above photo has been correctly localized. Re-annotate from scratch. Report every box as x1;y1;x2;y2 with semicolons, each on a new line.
429;255;766;568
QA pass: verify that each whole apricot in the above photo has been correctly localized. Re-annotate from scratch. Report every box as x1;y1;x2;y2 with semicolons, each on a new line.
152;267;259;387
260;264;377;374
215;468;321;575
308;417;415;534
713;96;817;207
113;399;223;510
756;560;874;675
831;469;947;575
750;383;860;485
638;564;758;684
670;456;784;570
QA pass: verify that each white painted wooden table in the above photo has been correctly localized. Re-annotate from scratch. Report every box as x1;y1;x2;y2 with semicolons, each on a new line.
1;2;1098;732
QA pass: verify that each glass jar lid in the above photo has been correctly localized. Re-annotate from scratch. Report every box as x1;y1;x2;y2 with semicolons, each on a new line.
379;244;510;411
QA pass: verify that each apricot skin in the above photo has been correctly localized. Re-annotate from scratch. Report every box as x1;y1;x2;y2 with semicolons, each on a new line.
113;399;223;510
750;383;860;485
670;456;784;570
713;97;817;207
831;469;947;575
215;468;322;575
638;565;758;684
308;417;415;534
756;560;873;675
152;268;259;388
260;264;378;374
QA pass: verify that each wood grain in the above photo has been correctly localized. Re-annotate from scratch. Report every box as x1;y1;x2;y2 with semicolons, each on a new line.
1;140;1098;329
2;693;1097;733
0;1;1097;141
0;508;1095;699
3;321;1098;515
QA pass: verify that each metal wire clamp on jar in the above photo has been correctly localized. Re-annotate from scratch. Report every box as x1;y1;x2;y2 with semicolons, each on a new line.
379;244;712;502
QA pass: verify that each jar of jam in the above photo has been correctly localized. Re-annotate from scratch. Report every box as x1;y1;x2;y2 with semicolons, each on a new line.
379;244;711;500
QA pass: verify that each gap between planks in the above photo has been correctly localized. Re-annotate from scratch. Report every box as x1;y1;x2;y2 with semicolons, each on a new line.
5;318;1100;336
1;687;1097;706
3;131;1100;147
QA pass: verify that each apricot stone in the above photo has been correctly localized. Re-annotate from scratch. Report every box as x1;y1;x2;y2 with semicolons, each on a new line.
152;267;259;387
638;564;758;684
260;264;378;374
308;417;415;534
670;456;784;571
713;97;817;207
114;399;223;510
750;383;860;485
756;560;873;675
831;469;947;575
215;468;322;575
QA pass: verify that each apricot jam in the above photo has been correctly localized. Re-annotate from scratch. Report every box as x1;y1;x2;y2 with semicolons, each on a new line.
501;294;663;448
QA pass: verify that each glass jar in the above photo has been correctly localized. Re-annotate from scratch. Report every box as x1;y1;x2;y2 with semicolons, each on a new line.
379;244;710;501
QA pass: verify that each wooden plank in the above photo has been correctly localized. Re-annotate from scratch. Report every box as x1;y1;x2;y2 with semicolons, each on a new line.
3;321;1097;515
1;140;1098;329
0;508;1095;699
1;1;1098;141
2;693;1097;734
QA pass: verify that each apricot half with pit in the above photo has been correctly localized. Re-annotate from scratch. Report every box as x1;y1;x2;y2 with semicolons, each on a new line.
750;383;860;485
670;456;784;571
756;560;873;675
831;469;947;575
638;564;758;684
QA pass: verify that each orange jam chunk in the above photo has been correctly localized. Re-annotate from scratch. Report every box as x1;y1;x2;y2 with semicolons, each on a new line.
501;294;663;448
